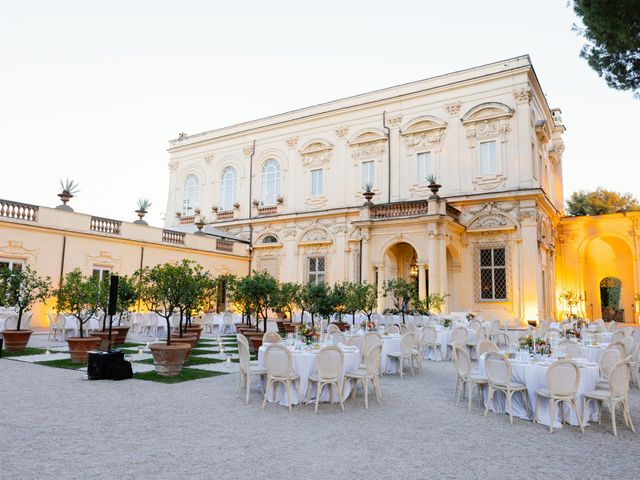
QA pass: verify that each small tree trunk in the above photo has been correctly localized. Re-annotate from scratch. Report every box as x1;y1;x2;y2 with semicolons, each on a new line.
166;317;171;345
352;312;356;326
178;313;184;338
17;308;23;331
102;312;107;332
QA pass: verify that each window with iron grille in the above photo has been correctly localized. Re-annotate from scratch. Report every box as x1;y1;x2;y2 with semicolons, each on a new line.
478;247;507;301
307;256;325;285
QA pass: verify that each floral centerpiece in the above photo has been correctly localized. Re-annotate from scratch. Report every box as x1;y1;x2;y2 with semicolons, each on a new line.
299;324;320;345
359;320;377;331
519;335;550;355
442;318;452;328
466;312;476;321
565;328;581;340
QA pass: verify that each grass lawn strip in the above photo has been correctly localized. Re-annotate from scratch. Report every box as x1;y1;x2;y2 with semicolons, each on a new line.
133;368;226;383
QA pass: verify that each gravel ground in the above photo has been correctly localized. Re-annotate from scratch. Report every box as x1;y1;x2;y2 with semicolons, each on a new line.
1;333;639;480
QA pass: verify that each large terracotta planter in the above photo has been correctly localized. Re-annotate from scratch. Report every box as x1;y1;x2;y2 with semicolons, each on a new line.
185;325;203;340
1;330;33;352
150;343;191;377
67;337;101;363
331;322;349;332
111;326;129;345
89;331;113;351
170;334;198;348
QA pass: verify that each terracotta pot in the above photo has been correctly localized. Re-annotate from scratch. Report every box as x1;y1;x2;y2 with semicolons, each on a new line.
282;323;298;333
276;321;286;333
111;326;129;345
1;329;33;352
89;331;113;351
249;336;263;351
331;322;349;332
67;337;101;364
185;325;203;340
170;333;198;348
150;343;191;376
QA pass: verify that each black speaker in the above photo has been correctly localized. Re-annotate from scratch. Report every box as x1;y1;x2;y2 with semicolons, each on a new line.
107;275;119;316
109;360;133;381
87;350;124;380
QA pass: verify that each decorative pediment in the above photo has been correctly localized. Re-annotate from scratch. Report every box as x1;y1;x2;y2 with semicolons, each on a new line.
298;226;332;246
0;240;37;263
401;116;447;149
85;250;121;271
254;232;283;249
348;129;387;161
466;203;519;233
461;102;514;125
299;140;333;168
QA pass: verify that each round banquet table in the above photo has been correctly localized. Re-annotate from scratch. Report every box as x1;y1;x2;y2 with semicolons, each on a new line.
257;345;360;407
582;344;607;363
478;354;600;428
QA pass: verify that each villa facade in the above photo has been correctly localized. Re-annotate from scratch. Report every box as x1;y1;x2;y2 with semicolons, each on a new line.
165;56;569;325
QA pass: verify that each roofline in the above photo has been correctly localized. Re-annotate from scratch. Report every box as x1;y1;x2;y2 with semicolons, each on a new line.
168;55;535;151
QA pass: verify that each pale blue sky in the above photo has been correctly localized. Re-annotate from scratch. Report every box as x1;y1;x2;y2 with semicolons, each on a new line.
1;0;638;226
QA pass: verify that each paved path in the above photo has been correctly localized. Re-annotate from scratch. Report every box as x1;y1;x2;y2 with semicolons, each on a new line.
1;339;639;479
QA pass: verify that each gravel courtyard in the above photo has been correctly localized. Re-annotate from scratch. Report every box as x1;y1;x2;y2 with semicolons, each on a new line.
1;342;638;480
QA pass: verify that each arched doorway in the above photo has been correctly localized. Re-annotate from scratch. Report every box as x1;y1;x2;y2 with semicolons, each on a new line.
380;242;427;309
600;277;623;322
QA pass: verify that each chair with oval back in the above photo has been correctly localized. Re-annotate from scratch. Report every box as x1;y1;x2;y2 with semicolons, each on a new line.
484;352;530;424
327;324;341;335
449;327;468;360
597;349;621;389
330;331;346;345
559;342;585;359
344;343;383;409
611;330;625;343
385;332;416;378
386;325;400;335
237;337;267;404
398;323;409;335
423;326;445;361
477;339;499;358
607;342;626;358
451;344;488;412
262;344;300;412
466;326;487;359
468;319;482;330
621;336;634;357
262;331;281;344
362;332;382;363
583;359;636;436
535;359;584;433
306;346;345;412
346;334;362;351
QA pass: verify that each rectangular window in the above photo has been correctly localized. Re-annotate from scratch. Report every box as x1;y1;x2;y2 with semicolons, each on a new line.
307;256;325;285
0;259;23;271
361;161;375;187
416;152;432;183
479;140;497;175
479;248;507;301
92;266;111;283
311;169;323;196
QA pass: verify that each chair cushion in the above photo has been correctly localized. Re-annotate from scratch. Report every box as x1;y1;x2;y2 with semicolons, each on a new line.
345;368;368;378
469;374;488;383
248;366;267;375
583;389;611;400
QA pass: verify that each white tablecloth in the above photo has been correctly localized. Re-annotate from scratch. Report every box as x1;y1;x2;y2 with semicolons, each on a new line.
478;355;600;428
257;345;360;406
64;315;100;336
582;344;607;363
423;327;478;361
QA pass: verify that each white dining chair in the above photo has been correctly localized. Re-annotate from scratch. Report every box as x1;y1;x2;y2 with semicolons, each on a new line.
327;323;341;335
330;331;346;345
596;349;621;389
386;332;417;378
477;339;499;358
386;325;400;335
559;342;585;359
262;331;281;344
262;344;300;412
362;332;382;363
583;359;636;436
346;334;362;350
534;359;584;433
306;346;345;412
344;343;382;409
484;352;530;424
222;312;235;335
452;344;488;413
422;326;444;361
236;335;267;404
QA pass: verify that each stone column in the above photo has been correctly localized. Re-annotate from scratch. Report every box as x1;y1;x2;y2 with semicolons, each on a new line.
444;101;462;193
360;231;371;283
514;87;534;187
387;114;402;202
375;262;385;312
427;230;440;295
520;208;542;324
418;262;427;300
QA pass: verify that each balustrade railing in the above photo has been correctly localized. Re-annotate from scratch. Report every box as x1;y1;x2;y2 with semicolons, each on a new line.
90;216;121;234
216;239;234;252
370;200;429;219
257;206;278;216
216;210;234;221
162;229;185;245
0;199;38;222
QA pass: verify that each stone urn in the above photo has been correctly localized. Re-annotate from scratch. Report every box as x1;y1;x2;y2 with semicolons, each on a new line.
1;330;33;352
56;192;74;211
150;343;191;377
67;337;101;364
134;209;148;225
362;191;375;203
111;326;130;345
428;182;442;198
170;333;198;349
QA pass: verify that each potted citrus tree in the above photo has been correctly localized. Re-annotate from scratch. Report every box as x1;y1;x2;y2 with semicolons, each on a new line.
383;278;416;324
0;266;52;352
57;269;102;363
141;263;191;376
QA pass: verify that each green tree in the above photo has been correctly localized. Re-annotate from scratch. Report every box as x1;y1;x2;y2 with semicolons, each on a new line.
343;282;368;325
115;275;137;324
361;283;378;321
330;282;349;323
57;269;101;338
383;278;417;323
566;188;640;216
426;292;448;314
0;266;52;331
572;0;640;97
238;270;278;333
301;282;333;326
272;282;300;320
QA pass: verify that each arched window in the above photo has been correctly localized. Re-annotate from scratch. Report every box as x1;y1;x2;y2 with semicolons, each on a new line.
183;174;199;215
260;159;280;206
219;167;237;211
262;235;278;244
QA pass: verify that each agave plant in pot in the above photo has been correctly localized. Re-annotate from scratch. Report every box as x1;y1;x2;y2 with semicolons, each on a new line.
56;178;80;211
0;266;52;352
56;269;102;363
134;198;152;225
139;263;191;377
